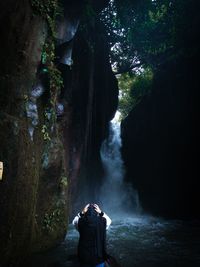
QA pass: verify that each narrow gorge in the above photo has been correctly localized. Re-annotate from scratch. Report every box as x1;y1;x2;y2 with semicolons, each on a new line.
0;1;199;267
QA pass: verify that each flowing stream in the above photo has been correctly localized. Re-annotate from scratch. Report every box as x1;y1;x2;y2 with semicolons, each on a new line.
29;112;200;267
30;216;200;267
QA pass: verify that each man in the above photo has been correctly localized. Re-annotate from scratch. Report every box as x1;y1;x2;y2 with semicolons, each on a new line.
72;203;112;267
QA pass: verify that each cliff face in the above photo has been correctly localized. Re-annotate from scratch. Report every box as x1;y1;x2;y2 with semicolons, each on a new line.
68;17;118;208
0;0;118;265
121;54;199;219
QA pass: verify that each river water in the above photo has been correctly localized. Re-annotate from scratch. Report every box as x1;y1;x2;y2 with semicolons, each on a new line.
30;214;200;267
30;113;200;267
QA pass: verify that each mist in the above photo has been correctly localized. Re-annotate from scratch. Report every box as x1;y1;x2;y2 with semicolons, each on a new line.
99;111;141;218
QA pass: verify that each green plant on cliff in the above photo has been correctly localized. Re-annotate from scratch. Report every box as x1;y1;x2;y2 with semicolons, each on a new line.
31;0;62;35
59;175;68;188
42;208;63;232
117;72;135;118
31;0;64;140
118;67;153;119
41;124;51;141
42;40;63;123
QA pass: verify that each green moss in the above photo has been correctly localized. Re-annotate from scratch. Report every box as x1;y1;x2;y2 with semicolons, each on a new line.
41;40;63;123
41;124;51;141
42;208;63;232
31;0;62;37
31;1;64;141
59;175;68;188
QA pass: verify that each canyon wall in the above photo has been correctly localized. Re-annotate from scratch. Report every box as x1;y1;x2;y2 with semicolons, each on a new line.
0;1;118;266
121;53;199;219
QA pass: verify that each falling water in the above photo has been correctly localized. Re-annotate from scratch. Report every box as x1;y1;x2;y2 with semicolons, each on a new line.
29;110;200;267
100;111;140;216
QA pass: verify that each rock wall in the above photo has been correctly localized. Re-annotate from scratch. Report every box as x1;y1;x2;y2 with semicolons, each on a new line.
121;54;199;219
69;17;118;210
55;0;119;212
0;1;50;265
0;0;118;266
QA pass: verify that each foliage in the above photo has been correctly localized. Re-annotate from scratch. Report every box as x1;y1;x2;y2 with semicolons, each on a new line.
130;67;153;100
59;175;68;188
31;0;64;140
118;68;153;119
101;0;167;71
42;208;62;232
42;41;63;123
100;1;132;74
41;124;51;141
117;72;135;118
100;0;200;116
31;0;63;36
101;0;199;72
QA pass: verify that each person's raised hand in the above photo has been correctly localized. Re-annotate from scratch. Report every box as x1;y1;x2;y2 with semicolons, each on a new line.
82;203;90;214
93;204;101;214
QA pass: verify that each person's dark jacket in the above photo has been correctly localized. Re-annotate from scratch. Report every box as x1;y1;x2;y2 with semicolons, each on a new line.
77;210;107;265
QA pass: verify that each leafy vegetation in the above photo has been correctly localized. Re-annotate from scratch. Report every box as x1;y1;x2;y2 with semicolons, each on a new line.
42;208;63;232
100;0;199;116
31;0;64;140
31;0;62;35
118;68;153;119
59;175;68;188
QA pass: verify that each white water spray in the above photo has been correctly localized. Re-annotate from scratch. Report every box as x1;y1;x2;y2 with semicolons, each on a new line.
100;111;140;216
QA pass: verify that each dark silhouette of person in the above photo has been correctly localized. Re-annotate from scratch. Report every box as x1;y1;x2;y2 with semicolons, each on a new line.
72;203;112;267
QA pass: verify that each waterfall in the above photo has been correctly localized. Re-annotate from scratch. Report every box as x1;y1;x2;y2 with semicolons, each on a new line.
100;111;140;216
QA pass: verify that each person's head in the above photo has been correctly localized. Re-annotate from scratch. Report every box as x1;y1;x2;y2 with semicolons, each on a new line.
85;203;97;217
